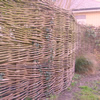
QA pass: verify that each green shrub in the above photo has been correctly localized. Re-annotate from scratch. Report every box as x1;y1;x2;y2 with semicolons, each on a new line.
75;56;92;74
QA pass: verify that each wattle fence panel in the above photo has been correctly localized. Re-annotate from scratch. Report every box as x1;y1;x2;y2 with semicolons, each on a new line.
0;0;94;100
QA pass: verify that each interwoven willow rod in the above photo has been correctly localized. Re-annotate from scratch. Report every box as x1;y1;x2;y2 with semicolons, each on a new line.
0;0;93;100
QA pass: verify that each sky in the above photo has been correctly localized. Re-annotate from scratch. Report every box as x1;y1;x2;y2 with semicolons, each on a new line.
96;0;100;1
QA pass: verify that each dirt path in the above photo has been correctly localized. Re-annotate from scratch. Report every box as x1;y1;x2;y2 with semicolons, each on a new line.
57;69;100;100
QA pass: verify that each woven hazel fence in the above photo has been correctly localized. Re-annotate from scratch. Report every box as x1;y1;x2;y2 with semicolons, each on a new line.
0;0;94;100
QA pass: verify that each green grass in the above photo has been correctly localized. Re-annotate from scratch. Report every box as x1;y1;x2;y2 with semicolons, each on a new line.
72;74;81;80
67;87;71;91
71;81;77;86
71;74;80;87
74;86;100;100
